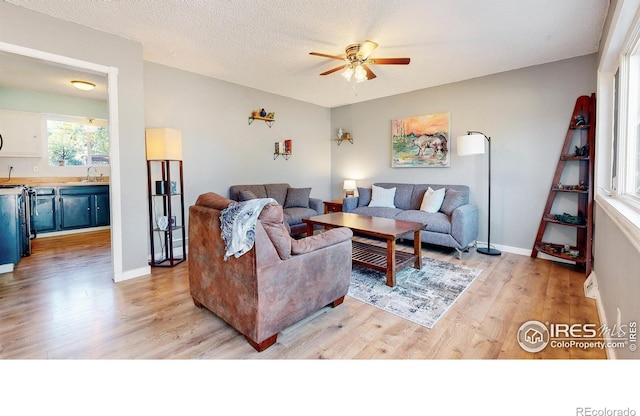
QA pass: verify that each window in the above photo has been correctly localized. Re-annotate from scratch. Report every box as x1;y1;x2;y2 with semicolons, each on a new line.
627;36;640;200
613;18;640;208
612;68;619;191
46;115;109;166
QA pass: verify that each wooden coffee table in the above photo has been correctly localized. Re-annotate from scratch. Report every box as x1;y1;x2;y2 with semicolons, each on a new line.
303;212;424;287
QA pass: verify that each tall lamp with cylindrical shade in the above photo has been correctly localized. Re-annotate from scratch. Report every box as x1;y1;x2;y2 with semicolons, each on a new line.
457;131;501;256
145;128;186;267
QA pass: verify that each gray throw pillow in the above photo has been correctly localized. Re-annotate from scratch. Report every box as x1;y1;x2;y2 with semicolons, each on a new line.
284;187;311;208
440;188;466;215
238;189;257;201
357;187;372;207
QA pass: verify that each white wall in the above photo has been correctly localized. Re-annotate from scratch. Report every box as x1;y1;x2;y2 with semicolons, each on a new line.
331;55;597;252
0;2;148;275
143;62;332;230
592;205;640;359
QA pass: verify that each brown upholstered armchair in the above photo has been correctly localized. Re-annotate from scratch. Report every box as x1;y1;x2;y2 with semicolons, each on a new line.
188;192;353;351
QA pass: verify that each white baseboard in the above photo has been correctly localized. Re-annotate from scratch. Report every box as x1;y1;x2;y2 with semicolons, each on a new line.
579;271;614;359
587;272;615;359
477;241;531;257
0;263;15;274
584;272;598;299
113;265;151;283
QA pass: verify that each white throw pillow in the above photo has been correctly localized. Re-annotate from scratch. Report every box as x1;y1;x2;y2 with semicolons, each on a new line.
420;187;446;213
368;185;396;208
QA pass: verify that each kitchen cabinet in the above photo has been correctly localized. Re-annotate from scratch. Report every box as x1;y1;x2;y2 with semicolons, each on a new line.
32;185;110;234
95;192;110;226
0;108;42;158
60;191;92;229
0;192;21;266
59;186;110;230
32;187;57;233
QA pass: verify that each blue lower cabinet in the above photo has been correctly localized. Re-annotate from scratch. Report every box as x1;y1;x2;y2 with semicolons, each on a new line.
95;193;110;226
32;188;57;233
33;185;110;233
60;195;93;229
0;194;21;265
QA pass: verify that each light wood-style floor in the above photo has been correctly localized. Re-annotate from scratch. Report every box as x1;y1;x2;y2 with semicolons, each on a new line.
0;229;606;359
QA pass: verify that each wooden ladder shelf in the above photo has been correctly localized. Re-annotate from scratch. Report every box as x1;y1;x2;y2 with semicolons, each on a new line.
531;93;595;276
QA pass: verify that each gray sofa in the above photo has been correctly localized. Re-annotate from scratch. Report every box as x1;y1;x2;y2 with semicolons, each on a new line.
229;183;322;236
342;182;478;257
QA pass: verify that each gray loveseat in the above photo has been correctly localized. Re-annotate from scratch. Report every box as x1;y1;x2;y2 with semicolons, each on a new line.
229;183;322;236
342;182;478;258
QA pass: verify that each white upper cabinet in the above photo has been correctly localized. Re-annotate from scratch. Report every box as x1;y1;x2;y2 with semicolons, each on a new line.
0;108;42;158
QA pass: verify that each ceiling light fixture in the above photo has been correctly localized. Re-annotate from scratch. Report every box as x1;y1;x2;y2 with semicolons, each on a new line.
341;62;369;83
311;40;410;86
71;80;96;91
354;64;367;83
341;65;354;81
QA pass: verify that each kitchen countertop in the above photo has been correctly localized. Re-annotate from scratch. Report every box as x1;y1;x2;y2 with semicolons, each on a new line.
34;181;109;187
0;176;110;187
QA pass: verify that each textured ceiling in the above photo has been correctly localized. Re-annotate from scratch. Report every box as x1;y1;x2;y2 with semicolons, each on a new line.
4;0;609;108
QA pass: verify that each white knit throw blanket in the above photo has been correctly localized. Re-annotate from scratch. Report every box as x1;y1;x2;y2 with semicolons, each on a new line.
220;198;276;260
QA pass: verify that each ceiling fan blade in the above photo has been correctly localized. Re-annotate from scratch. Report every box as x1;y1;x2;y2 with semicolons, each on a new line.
367;57;411;65
320;65;347;76
357;40;378;60
309;52;345;60
362;64;376;80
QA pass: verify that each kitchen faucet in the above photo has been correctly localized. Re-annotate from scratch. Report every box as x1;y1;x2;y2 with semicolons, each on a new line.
87;166;98;182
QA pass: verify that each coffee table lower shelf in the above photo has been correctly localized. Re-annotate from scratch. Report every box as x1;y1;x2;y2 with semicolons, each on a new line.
352;240;418;278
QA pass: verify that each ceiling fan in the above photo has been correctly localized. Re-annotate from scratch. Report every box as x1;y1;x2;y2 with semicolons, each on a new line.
309;40;410;82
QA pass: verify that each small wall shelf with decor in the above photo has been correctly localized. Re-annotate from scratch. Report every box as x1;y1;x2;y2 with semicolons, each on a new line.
274;139;292;160
248;109;275;127
334;129;353;145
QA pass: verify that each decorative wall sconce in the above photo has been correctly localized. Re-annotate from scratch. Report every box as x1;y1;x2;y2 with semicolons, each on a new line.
335;128;353;145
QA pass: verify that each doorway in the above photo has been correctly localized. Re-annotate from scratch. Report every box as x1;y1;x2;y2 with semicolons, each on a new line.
0;41;122;281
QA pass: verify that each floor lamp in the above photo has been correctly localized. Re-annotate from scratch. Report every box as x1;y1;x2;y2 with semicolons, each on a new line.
457;131;501;256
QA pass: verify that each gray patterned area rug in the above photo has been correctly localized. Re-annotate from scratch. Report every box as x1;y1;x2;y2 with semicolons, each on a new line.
347;257;483;329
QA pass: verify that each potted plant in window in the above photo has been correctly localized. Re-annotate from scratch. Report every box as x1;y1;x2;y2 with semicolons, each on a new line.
58;152;67;166
51;141;71;166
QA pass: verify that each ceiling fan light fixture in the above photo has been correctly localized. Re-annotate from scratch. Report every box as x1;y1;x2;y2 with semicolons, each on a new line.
71;80;96;91
342;66;354;81
310;40;409;83
354;64;367;82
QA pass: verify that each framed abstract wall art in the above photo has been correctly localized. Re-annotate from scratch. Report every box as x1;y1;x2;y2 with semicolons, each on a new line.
391;112;451;167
